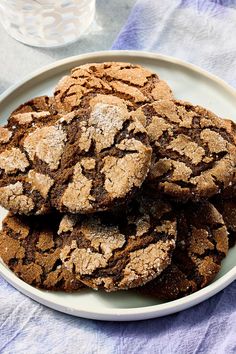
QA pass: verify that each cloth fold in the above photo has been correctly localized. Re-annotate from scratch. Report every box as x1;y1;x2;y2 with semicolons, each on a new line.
112;0;236;87
0;1;236;353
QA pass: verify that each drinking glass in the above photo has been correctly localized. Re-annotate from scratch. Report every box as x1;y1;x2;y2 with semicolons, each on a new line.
0;0;96;47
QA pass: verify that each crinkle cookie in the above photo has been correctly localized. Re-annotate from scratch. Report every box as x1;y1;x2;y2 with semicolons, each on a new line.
59;193;177;292
0;213;83;291
0;102;151;215
54;62;173;113
50;103;152;213
139;201;228;300
213;198;236;248
0;100;60;215
132;100;236;200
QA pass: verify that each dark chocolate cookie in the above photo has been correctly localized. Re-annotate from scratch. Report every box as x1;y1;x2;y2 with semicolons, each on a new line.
0;213;83;291
59;192;177;291
132;100;236;200
54;62;173;113
139;201;228;300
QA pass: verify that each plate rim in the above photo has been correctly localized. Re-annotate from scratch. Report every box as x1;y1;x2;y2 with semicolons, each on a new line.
1;50;236;103
0;260;235;321
0;50;236;321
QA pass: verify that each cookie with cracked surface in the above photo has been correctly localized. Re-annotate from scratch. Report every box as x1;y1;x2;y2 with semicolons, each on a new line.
0;103;61;215
132;100;236;200
59;193;177;291
213;198;236;248
0;213;83;291
139;201;228;300
0;102;151;214
50;103;152;213
10;96;55;117
53;62;173;113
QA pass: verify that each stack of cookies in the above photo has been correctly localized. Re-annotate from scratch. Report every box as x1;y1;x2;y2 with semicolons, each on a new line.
0;62;235;300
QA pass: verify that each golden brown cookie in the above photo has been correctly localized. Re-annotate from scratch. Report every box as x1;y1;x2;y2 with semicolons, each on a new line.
0;213;83;291
139;201;228;300
0;102;151;215
132;100;236;201
53;62;173;113
59;192;177;291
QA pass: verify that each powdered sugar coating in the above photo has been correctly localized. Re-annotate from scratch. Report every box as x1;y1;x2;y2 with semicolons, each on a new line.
0;97;58;215
140;201;228;299
12;111;51;125
51;103;152;214
0;128;12;143
101;139;151;198
61;161;95;212
88;103;128;152
23;125;67;170
0;148;29;173
0;182;35;214
27;170;54;198
0;98;151;215
119;241;175;289
133;100;236;200
0;213;83;291
59;193;177;291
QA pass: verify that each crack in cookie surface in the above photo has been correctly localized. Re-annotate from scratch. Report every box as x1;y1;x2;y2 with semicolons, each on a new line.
0;100;151;214
59;192;177;291
0;96;58;214
132;100;236;200
139;201;228;299
0;213;83;291
53;62;173;113
10;96;55;116
50;103;152;213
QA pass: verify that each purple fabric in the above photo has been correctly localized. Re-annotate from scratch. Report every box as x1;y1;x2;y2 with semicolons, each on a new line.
0;276;235;353
112;0;236;87
0;1;236;353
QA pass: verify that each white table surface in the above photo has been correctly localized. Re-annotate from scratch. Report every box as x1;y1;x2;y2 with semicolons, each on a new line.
0;0;135;95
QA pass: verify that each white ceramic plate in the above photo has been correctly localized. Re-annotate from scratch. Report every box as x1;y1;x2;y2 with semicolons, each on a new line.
0;51;235;321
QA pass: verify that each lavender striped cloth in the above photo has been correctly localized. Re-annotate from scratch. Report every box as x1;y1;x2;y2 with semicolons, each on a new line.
113;0;236;88
0;1;236;353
